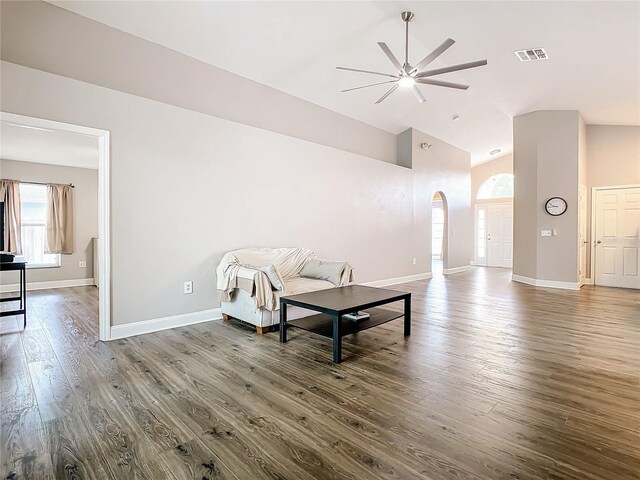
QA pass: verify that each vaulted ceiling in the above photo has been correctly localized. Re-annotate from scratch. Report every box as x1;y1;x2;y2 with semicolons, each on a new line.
49;1;640;165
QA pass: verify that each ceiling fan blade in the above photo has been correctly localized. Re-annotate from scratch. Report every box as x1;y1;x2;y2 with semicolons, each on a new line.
411;85;427;104
377;42;403;71
342;80;398;93
416;78;469;90
375;84;399;104
415;60;488;78
336;66;398;79
412;38;455;72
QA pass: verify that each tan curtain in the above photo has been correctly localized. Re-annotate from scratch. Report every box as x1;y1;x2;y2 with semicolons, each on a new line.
0;180;23;254
45;184;74;254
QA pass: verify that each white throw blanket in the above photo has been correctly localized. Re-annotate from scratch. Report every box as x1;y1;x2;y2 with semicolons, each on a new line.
216;247;353;310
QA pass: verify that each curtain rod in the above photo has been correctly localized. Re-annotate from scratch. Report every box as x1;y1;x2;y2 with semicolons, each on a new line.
20;180;75;188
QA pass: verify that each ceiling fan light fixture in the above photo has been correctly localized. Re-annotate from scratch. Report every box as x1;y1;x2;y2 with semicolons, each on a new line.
336;12;487;104
398;76;415;88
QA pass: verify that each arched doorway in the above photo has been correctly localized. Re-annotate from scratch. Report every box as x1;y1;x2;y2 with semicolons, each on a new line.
432;191;448;274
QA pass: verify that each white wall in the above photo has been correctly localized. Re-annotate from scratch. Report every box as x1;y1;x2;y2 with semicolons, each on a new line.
1;61;473;326
0;159;98;285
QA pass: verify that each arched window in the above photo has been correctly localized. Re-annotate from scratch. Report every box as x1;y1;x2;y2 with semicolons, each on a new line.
477;174;514;200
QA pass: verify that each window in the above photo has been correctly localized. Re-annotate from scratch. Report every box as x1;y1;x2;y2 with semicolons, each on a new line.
477;174;514;200
432;201;445;258
20;184;60;268
477;208;486;259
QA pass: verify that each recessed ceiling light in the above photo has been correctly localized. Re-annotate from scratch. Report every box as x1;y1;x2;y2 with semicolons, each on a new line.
452;114;460;122
490;149;502;155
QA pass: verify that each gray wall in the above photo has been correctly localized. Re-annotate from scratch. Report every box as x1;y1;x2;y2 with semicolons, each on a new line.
513;111;582;284
0;0;397;164
0;159;98;284
1;61;473;326
398;129;472;270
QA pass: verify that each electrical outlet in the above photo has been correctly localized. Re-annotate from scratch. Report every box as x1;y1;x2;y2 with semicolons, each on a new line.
79;261;87;268
184;281;193;294
541;229;552;237
412;258;417;265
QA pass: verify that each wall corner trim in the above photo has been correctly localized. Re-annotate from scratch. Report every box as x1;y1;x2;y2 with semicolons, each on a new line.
110;308;222;340
443;265;472;275
512;274;580;291
360;272;432;287
0;277;95;293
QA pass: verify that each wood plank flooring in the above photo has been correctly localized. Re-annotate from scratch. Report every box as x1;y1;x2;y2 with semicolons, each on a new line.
1;268;639;479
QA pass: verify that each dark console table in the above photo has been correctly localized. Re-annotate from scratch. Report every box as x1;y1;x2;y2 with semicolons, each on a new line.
0;260;27;329
279;285;411;364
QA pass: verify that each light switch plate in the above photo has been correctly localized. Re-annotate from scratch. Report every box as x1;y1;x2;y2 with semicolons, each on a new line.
541;230;552;237
79;261;87;268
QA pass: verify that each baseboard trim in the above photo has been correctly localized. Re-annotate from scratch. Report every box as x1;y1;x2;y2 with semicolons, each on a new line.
512;274;580;291
361;272;432;287
0;277;95;293
580;278;594;286
443;265;472;275
470;261;485;267
110;308;222;340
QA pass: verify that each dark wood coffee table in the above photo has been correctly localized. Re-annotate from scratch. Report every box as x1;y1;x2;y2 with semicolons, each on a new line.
279;285;411;364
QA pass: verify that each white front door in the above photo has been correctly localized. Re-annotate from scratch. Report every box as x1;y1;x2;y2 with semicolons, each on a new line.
487;203;513;268
594;187;640;289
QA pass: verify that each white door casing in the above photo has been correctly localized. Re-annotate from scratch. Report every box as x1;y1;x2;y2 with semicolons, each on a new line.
594;186;640;289
487;203;513;268
579;185;588;284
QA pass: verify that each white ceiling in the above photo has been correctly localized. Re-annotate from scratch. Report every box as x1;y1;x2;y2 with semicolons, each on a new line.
1;122;99;169
50;1;639;165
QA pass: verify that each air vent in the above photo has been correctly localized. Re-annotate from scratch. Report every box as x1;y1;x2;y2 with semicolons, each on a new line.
514;48;549;62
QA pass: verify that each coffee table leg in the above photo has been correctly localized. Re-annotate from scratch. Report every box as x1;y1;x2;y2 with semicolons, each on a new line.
332;313;342;363
279;302;287;343
404;295;411;336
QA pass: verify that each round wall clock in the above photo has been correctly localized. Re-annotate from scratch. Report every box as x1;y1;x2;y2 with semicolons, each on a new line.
545;197;567;216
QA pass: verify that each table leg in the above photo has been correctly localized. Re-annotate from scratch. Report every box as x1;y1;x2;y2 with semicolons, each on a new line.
332;313;343;364
404;295;411;336
22;268;26;329
279;302;287;343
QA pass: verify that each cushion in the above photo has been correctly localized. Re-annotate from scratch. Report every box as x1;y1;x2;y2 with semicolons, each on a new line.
299;259;346;286
244;264;285;291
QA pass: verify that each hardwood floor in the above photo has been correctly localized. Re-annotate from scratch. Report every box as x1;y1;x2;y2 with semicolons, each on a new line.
1;269;639;479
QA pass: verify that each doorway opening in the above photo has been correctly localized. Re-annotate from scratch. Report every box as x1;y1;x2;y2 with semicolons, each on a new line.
432;192;447;274
0;112;111;340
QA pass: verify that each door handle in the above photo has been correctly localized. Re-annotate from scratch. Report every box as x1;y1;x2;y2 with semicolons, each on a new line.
595;240;602;245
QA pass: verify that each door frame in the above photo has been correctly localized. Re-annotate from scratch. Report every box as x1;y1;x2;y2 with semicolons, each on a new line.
590;184;640;286
1;112;112;341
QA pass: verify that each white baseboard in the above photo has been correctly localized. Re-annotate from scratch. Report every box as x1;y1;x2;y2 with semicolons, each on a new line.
470;261;485;266
512;274;580;291
443;265;472;275
110;307;222;340
0;277;95;293
361;272;432;287
580;278;594;286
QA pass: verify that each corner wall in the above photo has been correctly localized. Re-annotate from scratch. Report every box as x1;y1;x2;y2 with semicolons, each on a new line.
513;111;581;286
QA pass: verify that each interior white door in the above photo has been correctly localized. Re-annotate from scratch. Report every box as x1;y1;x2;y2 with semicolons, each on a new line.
487;203;513;268
594;187;640;289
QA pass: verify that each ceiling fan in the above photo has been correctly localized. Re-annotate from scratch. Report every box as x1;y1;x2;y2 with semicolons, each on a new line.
337;12;487;104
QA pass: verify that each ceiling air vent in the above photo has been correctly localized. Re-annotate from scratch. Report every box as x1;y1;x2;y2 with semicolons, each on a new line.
514;48;549;62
